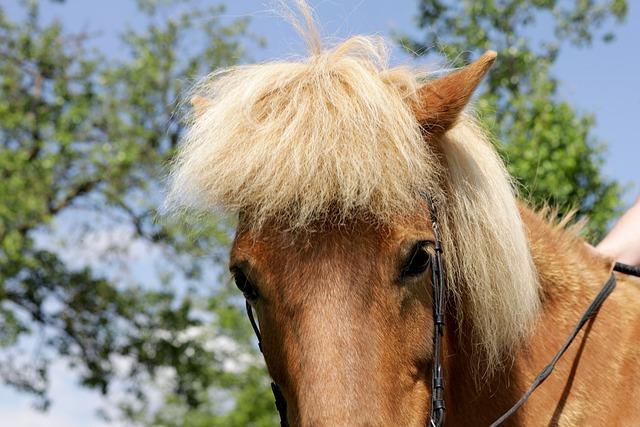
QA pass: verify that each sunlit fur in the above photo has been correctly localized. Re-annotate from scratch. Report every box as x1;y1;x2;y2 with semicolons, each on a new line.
166;11;538;372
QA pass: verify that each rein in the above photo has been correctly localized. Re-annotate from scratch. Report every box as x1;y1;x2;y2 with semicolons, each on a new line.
241;200;640;426
491;261;639;426
490;271;617;426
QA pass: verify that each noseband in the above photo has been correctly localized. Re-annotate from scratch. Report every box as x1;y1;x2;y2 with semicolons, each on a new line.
243;196;638;426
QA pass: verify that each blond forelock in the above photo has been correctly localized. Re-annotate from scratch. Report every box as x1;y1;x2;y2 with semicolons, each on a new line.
166;35;443;229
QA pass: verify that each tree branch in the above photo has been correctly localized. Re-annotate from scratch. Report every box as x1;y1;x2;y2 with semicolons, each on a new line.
49;179;100;216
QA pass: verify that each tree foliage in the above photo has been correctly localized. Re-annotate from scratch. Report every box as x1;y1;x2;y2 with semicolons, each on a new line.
0;0;276;423
400;0;627;239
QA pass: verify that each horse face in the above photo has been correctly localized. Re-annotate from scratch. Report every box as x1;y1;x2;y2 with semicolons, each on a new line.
217;46;497;426
229;209;436;426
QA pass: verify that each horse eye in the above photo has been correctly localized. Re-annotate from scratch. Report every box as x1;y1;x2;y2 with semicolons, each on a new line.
402;242;432;277
233;269;260;302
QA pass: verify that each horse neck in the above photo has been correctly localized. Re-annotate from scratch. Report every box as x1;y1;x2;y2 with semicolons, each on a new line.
519;204;613;301
443;204;614;426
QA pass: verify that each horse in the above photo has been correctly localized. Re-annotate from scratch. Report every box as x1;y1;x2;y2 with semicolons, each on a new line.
166;7;640;427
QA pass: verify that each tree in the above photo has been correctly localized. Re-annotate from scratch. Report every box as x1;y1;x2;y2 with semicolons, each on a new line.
0;0;276;423
400;0;627;239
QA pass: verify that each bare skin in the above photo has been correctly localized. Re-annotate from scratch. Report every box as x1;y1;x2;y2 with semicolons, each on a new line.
596;196;640;266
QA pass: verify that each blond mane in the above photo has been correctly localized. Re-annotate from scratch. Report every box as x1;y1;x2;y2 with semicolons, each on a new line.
166;6;539;372
437;120;539;372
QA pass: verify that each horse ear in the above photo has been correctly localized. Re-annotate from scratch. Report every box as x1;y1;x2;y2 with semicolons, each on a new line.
413;50;497;136
191;95;213;118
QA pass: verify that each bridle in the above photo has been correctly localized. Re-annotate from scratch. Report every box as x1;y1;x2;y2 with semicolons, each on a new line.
426;195;446;427
245;299;289;423
242;196;640;426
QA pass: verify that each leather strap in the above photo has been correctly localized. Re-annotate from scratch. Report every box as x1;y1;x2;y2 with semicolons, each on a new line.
614;261;640;277
245;300;289;426
426;195;446;427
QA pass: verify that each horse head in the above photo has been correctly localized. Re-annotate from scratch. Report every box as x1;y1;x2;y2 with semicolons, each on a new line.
167;15;541;426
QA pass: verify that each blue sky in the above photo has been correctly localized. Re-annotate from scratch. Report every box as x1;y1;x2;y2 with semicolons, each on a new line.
1;1;639;426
